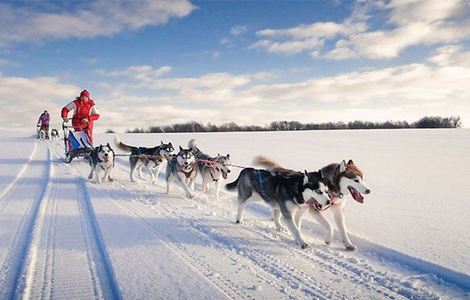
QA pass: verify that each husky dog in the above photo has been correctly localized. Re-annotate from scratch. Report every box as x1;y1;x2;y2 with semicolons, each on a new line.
88;143;115;184
254;155;371;250
188;139;231;198
225;168;331;249
114;136;174;183
50;129;60;141
166;146;198;199
38;128;46;140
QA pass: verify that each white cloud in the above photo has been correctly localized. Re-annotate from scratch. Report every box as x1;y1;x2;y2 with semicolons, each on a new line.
0;0;196;46
81;57;99;65
230;25;248;36
0;75;79;131
96;65;173;82
3;46;470;133
252;0;470;60
428;45;470;67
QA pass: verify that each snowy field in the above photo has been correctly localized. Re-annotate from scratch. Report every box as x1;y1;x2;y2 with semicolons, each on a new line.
0;129;468;299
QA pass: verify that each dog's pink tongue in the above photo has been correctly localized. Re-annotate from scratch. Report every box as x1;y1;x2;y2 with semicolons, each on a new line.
349;187;364;203
305;198;317;206
222;172;228;179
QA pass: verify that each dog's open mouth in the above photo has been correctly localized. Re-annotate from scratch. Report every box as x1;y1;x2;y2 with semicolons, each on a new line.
306;198;330;211
348;186;364;203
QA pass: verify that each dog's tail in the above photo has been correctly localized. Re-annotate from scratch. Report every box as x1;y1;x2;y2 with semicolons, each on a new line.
225;174;241;191
113;135;137;152
188;139;198;152
252;155;288;173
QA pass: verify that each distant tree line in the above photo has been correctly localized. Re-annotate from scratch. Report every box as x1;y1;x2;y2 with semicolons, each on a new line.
124;116;461;133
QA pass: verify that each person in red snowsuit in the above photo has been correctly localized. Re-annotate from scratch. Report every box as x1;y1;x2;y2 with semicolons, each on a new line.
61;89;100;145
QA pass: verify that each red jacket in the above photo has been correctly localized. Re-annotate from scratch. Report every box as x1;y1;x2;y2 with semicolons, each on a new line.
61;98;100;132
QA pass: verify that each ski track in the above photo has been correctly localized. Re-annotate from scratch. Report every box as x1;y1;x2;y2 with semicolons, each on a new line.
0;141;50;298
12;141;120;299
0;142;38;214
0;139;467;299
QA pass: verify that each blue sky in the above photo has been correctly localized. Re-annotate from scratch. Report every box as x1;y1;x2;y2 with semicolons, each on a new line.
0;0;469;132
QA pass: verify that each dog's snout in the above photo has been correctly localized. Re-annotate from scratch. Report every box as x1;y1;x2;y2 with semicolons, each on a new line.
365;189;371;194
184;162;189;166
104;153;109;157
326;200;331;205
227;170;231;173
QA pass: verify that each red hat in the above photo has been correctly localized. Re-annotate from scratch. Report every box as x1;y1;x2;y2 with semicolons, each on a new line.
80;89;90;98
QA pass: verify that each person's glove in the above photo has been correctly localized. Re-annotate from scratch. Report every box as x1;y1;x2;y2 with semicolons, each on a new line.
62;117;69;122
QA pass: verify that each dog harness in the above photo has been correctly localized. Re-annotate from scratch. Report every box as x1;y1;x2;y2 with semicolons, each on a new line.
255;170;269;198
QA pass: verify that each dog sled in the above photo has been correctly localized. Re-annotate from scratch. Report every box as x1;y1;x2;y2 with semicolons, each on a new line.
62;121;93;163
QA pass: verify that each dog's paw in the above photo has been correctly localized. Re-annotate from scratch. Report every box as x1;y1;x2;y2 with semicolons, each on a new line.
324;240;331;246
108;177;114;182
235;219;242;224
344;244;356;251
300;242;310;249
276;226;287;233
88;174;93;180
187;193;195;199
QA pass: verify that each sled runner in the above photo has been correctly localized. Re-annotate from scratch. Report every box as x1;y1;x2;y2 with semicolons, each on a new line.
62;121;93;163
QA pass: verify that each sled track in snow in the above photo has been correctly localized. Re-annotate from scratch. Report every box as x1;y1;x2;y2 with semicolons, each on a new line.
0;144;51;298
0;142;38;214
75;177;121;299
101;179;251;300
47;142;121;299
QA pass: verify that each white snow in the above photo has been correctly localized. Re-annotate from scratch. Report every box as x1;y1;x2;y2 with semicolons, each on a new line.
0;129;468;299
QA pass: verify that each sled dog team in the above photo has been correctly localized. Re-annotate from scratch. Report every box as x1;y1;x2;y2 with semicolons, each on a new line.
87;137;371;250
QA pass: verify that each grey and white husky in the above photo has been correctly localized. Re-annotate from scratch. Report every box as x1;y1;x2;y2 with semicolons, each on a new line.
188;139;231;198
114;136;174;184
254;155;371;250
166;146;198;199
225;167;331;249
88;143;115;184
50;129;60;141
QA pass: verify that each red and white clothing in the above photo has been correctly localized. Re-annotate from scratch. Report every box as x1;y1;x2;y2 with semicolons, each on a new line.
61;98;100;144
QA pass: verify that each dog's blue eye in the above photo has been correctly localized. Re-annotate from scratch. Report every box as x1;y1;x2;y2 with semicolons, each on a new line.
315;190;322;194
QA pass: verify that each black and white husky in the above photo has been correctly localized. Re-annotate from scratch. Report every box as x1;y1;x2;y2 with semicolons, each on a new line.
50;129;60;141
188;139;231;198
88;143;115;184
254;156;371;250
38;128;46;140
114;137;174;184
225;168;331;249
166;146;198;199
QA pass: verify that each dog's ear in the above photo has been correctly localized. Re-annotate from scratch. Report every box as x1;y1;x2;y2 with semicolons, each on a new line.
347;159;354;165
161;141;163;145
226;154;230;158
217;153;220;157
169;142;173;146
339;160;347;173
304;170;308;177
179;146;183;151
107;142;110;148
318;169;323;179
